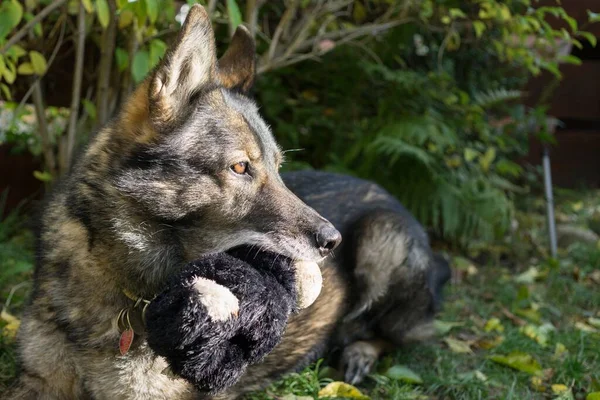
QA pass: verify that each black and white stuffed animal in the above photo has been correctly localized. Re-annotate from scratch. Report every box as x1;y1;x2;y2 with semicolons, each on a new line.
144;247;322;394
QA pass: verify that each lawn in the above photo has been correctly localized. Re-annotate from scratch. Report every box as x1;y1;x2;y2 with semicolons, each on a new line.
1;191;599;399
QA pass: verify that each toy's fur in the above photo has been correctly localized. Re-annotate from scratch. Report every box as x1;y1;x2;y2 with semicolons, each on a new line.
146;247;297;394
8;4;449;399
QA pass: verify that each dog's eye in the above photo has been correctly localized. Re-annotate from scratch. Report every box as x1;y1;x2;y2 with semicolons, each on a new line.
231;161;249;175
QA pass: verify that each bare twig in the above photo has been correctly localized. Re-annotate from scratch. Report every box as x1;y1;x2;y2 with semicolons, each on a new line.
245;0;264;37
120;30;139;106
0;0;68;54
267;0;299;62
13;17;66;118
62;2;86;172
95;0;117;127
207;0;217;16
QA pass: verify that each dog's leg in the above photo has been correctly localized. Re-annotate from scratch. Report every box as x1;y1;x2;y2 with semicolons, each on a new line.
340;339;392;384
10;313;86;399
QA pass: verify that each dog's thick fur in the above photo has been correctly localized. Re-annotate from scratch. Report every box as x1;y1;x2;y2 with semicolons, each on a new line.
11;5;448;399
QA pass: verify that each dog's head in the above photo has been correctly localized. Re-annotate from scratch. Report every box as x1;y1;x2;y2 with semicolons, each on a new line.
102;5;340;275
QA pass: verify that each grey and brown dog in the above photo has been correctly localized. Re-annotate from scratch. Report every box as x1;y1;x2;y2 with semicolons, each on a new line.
10;5;448;399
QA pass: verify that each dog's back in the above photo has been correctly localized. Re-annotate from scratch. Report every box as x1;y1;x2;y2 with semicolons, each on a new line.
283;170;450;383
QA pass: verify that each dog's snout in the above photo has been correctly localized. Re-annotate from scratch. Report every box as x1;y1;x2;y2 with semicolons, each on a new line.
315;224;342;256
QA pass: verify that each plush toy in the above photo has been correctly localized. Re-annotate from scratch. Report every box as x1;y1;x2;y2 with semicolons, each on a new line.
144;247;322;394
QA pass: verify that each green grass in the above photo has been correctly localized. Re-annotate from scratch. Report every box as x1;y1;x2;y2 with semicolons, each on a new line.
1;192;600;399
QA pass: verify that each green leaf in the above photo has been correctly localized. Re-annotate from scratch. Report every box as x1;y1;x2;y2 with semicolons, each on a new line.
488;352;543;376
496;159;523;178
29;51;47;75
385;365;423;384
588;10;600;23
479;147;496;172
82;0;94;13
131;50;150;83
5;44;26;60
145;0;158;24
82;99;97;120
0;0;24;39
0;83;11;100
559;55;582;66
115;47;129;72
473;21;486;38
353;2;367;23
0;56;5;76
96;0;110;29
226;0;242;31
3;60;16;84
149;39;167;68
464;148;478;162
587;392;600;400
578;31;597;47
449;8;466;19
17;62;34;75
33;170;53;182
434;320;463;335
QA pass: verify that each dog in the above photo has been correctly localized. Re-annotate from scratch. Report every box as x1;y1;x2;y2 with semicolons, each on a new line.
10;5;448;399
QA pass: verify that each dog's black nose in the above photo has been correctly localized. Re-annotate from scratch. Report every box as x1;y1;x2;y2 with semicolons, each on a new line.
316;224;342;256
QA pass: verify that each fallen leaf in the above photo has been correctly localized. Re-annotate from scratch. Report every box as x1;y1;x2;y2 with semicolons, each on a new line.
552;384;569;395
443;337;473;354
1;308;21;340
530;376;545;392
476;335;505;350
588;317;600;329
514;306;542;324
515;267;541;284
434;320;463;336
488;351;543;376
384;365;423;384
318;382;370;399
575;321;598;333
458;370;488;383
519;323;555;347
484;317;505;333
553;343;568;359
281;395;313;400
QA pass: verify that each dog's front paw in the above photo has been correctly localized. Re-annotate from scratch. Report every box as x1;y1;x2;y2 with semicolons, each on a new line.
340;341;379;385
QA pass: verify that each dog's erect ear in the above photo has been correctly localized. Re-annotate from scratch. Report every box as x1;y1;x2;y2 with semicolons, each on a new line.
149;5;217;124
218;25;256;94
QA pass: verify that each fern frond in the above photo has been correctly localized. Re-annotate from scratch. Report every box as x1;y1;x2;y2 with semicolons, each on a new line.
473;88;522;108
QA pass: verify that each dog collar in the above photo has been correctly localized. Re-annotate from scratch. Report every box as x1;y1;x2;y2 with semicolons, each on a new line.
115;290;152;355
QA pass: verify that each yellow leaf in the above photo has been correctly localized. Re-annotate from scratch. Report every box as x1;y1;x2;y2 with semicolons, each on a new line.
572;201;584;212
553;343;568;359
1;308;21;340
17;62;34;75
477;335;504;350
443;337;473;354
551;384;569;395
488;352;543;376
519;323;555;347
484;317;504;333
119;9;134;29
82;0;93;13
588;317;600;329
318;382;370;399
29;50;47;75
575;321;598;333
530;376;545;392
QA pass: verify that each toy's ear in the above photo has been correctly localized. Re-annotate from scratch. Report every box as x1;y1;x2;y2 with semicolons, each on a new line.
149;4;218;125
218;25;256;94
